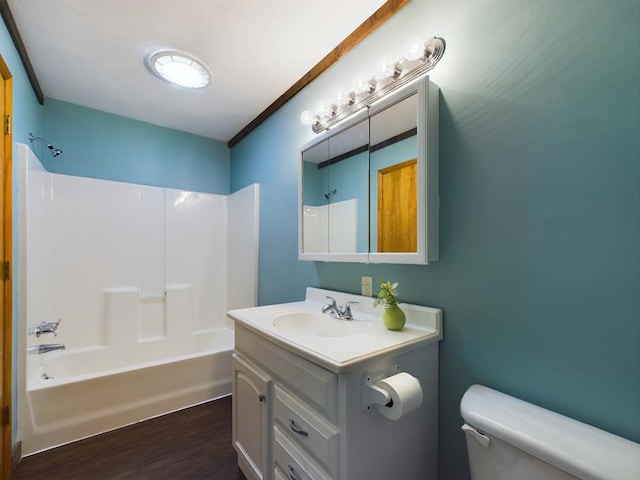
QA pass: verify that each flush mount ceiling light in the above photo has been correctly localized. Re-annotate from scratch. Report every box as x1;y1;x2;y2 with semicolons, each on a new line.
301;36;445;133
147;50;211;89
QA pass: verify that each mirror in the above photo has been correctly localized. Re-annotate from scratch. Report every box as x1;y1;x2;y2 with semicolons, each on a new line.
299;77;439;264
300;110;369;262
369;93;418;254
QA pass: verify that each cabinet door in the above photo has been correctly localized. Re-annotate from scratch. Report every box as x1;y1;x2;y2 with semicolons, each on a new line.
233;353;272;480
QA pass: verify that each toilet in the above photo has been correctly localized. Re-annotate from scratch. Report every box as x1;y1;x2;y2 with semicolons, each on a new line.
460;384;640;480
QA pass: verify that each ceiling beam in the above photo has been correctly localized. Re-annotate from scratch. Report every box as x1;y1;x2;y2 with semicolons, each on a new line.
0;0;44;104
227;0;409;148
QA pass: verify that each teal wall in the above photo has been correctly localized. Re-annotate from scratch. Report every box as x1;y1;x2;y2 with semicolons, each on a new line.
41;99;230;194
231;1;639;478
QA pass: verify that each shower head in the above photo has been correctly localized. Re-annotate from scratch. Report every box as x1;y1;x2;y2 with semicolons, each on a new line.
50;146;63;157
29;133;63;157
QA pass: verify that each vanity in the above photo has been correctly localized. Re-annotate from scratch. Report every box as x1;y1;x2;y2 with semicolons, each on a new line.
228;288;442;480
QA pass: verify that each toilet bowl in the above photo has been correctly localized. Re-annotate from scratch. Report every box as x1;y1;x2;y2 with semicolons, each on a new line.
460;384;640;480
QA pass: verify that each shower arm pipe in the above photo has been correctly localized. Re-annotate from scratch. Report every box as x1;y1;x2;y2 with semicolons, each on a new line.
28;132;63;157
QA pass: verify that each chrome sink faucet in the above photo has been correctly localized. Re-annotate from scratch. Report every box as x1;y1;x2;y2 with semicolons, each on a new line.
28;319;61;337
321;296;359;320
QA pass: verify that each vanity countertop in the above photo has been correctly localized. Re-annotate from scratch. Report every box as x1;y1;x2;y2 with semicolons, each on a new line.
227;287;442;373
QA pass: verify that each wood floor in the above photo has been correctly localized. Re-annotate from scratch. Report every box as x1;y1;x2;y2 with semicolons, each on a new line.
11;396;246;480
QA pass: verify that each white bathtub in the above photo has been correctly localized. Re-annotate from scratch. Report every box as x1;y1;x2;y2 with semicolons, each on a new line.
17;150;260;456
22;327;233;455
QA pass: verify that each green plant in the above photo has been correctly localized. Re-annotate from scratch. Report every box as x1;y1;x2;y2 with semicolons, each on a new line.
373;281;399;309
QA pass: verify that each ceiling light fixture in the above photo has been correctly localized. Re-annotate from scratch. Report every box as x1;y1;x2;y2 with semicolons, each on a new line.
147;50;211;89
301;36;445;133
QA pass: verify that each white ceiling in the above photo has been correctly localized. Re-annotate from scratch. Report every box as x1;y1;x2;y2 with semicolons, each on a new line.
8;0;387;142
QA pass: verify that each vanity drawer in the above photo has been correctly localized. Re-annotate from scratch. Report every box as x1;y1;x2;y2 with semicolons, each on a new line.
274;426;333;480
274;385;339;477
236;325;338;421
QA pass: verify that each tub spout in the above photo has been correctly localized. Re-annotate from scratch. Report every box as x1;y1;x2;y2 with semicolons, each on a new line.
28;344;66;355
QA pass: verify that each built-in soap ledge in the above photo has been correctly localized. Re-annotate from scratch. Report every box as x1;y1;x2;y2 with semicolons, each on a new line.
102;284;195;346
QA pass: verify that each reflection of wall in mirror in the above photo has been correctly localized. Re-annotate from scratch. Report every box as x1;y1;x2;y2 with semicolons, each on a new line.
302;149;368;253
303;161;328;206
303;199;357;253
370;135;417;252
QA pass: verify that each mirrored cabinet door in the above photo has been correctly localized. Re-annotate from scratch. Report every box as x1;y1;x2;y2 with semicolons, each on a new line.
326;117;369;255
369;92;418;254
301;137;330;254
299;77;438;264
368;77;439;264
299;110;369;262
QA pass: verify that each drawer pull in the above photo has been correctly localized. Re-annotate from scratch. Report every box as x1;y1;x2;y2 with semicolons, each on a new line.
289;418;309;437
288;464;301;480
258;393;265;403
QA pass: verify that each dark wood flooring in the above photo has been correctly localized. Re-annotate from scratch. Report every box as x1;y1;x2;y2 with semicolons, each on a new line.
12;396;246;480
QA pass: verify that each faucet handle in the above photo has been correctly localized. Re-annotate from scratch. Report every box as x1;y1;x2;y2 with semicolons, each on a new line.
28;319;61;337
50;319;61;336
325;296;337;307
46;319;61;336
342;301;359;320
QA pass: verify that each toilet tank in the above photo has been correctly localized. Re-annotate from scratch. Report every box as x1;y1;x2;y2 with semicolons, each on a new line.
460;384;640;480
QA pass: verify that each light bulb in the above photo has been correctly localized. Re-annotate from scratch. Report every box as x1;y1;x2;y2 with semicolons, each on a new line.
405;36;426;61
354;75;376;95
337;91;355;107
300;110;317;126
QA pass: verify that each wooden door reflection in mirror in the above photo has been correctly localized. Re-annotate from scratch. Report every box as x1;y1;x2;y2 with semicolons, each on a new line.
377;158;417;252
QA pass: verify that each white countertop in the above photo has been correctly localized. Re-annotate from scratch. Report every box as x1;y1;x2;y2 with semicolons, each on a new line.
227;287;442;373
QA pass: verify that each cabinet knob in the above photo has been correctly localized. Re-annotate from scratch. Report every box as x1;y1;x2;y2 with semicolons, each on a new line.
258;393;265;403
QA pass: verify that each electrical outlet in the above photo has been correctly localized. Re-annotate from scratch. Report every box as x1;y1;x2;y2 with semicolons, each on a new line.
361;276;373;297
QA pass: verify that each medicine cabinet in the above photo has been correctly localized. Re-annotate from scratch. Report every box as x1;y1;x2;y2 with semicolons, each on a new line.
298;77;439;264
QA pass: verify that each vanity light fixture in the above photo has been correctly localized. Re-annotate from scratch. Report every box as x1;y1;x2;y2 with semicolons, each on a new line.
301;36;445;133
146;50;211;89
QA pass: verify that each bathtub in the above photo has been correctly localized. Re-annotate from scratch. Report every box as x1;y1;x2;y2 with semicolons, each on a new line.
22;327;233;455
17;149;260;456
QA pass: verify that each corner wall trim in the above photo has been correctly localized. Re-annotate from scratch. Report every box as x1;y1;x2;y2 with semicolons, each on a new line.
0;0;44;105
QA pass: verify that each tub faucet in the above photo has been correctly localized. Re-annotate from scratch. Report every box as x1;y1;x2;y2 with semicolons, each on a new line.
28;319;61;337
321;296;359;320
28;344;65;355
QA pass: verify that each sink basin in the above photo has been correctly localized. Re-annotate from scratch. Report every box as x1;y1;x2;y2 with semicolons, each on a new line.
271;311;373;337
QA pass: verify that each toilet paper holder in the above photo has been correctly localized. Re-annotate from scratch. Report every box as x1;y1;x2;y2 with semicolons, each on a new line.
365;383;394;409
363;365;400;411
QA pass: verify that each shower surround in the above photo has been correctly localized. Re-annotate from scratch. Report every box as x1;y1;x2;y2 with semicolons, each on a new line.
17;144;259;455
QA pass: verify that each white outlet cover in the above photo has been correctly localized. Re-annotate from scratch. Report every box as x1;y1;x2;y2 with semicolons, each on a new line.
361;276;373;297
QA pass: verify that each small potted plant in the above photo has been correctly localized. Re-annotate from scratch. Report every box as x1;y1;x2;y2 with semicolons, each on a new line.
373;281;406;331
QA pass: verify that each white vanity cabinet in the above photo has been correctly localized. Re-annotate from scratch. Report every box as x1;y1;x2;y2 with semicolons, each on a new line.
232;320;439;480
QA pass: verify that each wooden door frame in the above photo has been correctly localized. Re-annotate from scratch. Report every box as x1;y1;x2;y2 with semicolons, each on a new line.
0;54;12;480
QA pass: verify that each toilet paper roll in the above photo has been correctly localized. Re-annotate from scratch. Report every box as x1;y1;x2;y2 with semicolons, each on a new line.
375;372;423;420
